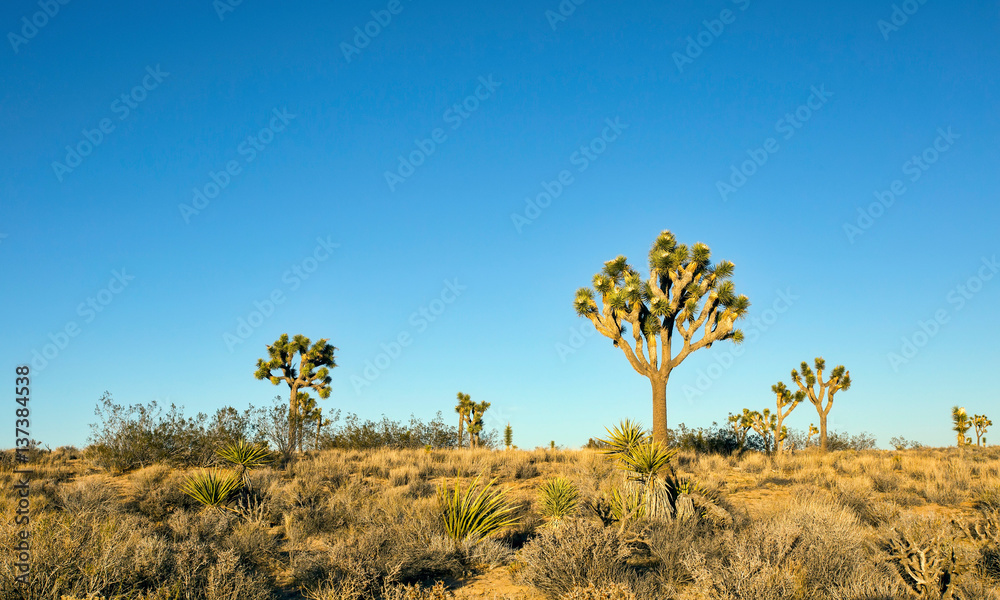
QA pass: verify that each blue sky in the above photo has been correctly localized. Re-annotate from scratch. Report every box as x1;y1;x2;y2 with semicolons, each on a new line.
3;0;999;449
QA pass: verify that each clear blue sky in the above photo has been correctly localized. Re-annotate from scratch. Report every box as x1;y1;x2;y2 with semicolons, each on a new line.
3;0;999;450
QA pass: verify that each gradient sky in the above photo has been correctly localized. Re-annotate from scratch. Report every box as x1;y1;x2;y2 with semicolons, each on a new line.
3;0;999;450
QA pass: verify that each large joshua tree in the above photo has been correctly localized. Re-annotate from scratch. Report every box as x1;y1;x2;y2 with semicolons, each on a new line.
790;357;851;453
574;230;750;445
772;382;806;455
254;334;337;454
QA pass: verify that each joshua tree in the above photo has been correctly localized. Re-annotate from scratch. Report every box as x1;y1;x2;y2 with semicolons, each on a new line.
772;382;806;455
455;392;473;448
727;409;754;451
748;409;777;455
504;423;513;449
807;423;819;447
254;334;337;454
790;357;851;452
574;230;750;445
467;400;491;448
953;406;972;447
973;414;992;447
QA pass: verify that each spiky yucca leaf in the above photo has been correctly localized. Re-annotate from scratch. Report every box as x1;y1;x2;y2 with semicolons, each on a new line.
598;420;649;457
618;440;676;481
610;484;645;522
539;477;579;520
438;475;518;541
181;469;242;510
218;439;273;469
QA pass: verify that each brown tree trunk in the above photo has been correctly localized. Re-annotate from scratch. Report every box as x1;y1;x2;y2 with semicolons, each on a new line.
651;376;668;446
288;385;299;454
819;412;828;453
458;416;464;449
775;414;785;455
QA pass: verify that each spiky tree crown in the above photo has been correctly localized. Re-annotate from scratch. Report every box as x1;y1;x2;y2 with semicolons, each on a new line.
790;356;851;410
574;230;749;377
772;382;806;409
254;333;337;398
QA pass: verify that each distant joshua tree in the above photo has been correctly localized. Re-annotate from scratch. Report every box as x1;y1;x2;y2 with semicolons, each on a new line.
455;392;473;448
771;382;806;455
952;406;972;447
254;334;337;454
574;230;750;445
727;409;754;451
791;357;851;452
467;400;491;448
807;424;819;447
748;409;777;455
973;414;992;447
504;423;513;449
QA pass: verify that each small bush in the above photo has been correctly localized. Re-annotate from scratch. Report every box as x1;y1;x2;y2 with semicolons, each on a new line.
516;518;633;598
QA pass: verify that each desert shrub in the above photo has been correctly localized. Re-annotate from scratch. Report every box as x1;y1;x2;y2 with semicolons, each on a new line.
516;518;633;598
56;474;123;515
203;549;274;600
665;422;742;455
560;581;637;600
319;412;462;450
644;517;725;587
86;392;269;472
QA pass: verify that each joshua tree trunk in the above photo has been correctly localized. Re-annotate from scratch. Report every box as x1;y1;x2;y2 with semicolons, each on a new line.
458;416;465;448
651;376;668;446
289;384;300;454
819;412;828;453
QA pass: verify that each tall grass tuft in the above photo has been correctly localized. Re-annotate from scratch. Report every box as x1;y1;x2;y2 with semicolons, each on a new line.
438;475;518;541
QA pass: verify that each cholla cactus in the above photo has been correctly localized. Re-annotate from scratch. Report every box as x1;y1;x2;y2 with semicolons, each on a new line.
574;231;750;444
973;414;992;447
771;382;806;455
791;357;851;452
952;407;972;447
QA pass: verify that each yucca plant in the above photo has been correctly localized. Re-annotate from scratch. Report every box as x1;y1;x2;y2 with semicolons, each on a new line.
539;476;579;520
181;469;243;512
438;475;518;541
217;439;273;490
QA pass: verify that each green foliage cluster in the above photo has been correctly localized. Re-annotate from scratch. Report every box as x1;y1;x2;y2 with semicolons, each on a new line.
437;475;518;541
86;392;270;472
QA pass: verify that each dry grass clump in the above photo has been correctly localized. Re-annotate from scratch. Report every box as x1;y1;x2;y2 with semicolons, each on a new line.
2;443;999;599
